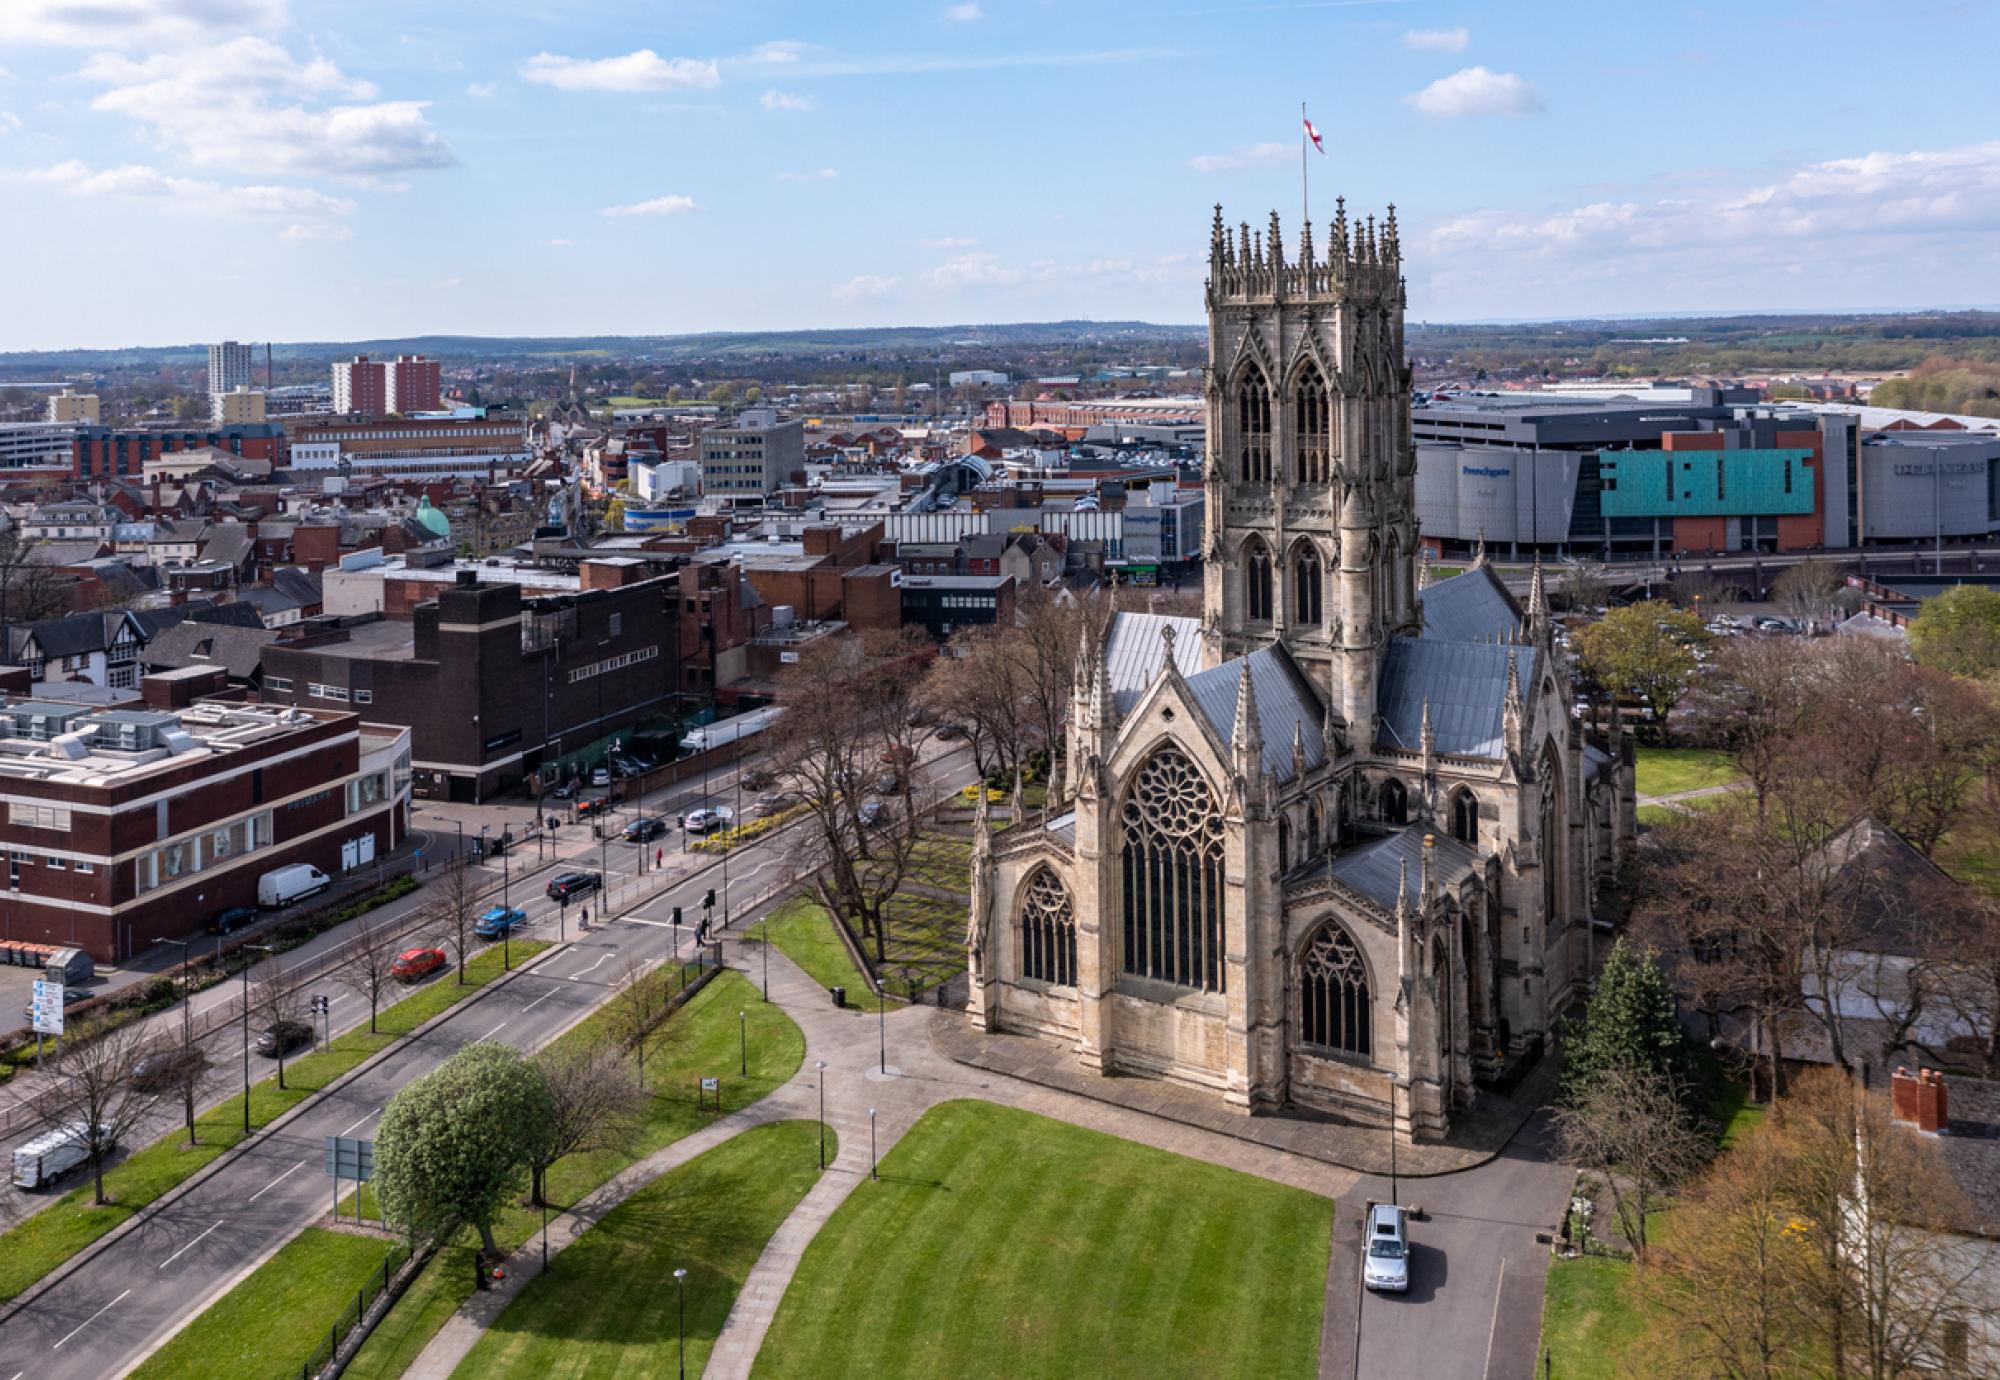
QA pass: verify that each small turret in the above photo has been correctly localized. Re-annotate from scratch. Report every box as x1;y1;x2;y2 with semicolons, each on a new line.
1420;831;1435;905
1231;657;1262;781
1299;214;1315;271
1268;210;1284;270
1383;203;1400;262
1333;197;1349;260
1419;697;1435;775
1291;718;1306;782
1503;651;1525;760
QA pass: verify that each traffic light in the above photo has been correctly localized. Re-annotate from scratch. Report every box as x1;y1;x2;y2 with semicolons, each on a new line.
672;906;683;926
704;889;716;909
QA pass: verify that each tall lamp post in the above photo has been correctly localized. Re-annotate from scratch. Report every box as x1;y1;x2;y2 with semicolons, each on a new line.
673;1267;689;1380
240;942;274;1134
738;1009;746;1077
152;936;193;1052
878;983;887;1074
816;1059;827;1168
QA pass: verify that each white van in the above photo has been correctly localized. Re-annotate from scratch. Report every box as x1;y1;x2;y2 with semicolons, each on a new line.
256;863;331;910
12;1121;103;1191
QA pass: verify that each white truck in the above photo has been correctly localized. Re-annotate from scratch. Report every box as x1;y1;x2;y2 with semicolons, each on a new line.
12;1121;105;1191
256;863;331;910
679;706;786;755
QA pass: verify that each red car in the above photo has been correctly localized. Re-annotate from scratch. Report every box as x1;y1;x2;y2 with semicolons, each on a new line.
391;947;446;982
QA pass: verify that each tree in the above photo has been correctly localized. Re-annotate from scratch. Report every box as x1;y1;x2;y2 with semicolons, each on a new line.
1574;601;1708;731
603;497;626;533
924;628;1029;783
37;1017;168;1206
1559;556;1608;615
0;529;70;625
251;962;307;1090
341;915;399;1034
433;855;481;984
1910;583;2000;680
1558;938;1694;1107
609;955;667;1088
1770;559;1849;631
375;1041;556;1254
530;1044;644;1206
1551;1062;1711;1263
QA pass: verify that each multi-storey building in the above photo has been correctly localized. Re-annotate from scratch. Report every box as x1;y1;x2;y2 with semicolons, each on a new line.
288;416;530;481
0;678;410;960
47;391;100;425
69;422;283;481
331;355;441;419
213;387;266;425
208;341;254;398
385;355;441;416
0;423;82;484
700;408;804;499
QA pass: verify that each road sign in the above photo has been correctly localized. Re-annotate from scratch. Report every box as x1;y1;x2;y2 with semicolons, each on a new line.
29;979;63;1036
700;1077;719;1093
324;1135;376;1181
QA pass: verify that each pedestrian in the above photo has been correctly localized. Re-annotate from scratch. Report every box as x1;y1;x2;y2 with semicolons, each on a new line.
655;847;663;868
580;905;590;929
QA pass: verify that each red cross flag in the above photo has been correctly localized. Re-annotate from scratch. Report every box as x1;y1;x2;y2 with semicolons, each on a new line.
1303;112;1324;154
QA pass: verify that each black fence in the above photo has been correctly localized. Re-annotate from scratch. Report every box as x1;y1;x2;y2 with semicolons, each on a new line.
297;1240;411;1380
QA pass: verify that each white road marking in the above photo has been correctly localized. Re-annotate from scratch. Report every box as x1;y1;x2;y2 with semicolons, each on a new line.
522;988;559;1012
1480;1257;1508;1380
247;1159;307;1202
480;1021;507;1040
158;1220;224;1269
567;953;612;981
611;915;679;929
337;1107;382;1137
52;1288;130;1349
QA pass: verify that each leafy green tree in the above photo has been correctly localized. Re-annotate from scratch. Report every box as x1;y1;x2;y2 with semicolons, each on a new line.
1909;583;2000;679
1574;601;1709;729
376;1042;556;1254
1559;938;1693;1107
604;497;626;532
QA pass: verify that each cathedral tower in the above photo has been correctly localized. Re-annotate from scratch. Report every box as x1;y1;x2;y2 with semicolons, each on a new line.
1200;201;1419;747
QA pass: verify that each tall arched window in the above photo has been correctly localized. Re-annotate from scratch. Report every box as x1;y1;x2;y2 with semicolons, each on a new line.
1245;539;1273;622
1307;798;1324;856
1299;920;1370;1056
1379;777;1408;825
1295;373;1331;485
1278;816;1292;873
1236;372;1272;484
1121;747;1226;993
1540;744;1563;929
1293;545;1323;627
1450;789;1478;847
1019;867;1077;986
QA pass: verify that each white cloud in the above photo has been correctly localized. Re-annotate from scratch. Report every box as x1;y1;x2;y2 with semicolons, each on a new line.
466;81;499;99
945;2;985;20
919;235;977;250
760;89;814;112
519;50;720;93
0;0;286;49
83;38;455;177
747;40;807;64
1404;66;1543;118
1416;139;2000;316
1402;26;1469;52
280;221;352;242
832;274;900;301
11;159;356;239
435;276;461;288
1186;142;1289;174
545;237;572;247
0;112;20;136
923;252;1025;290
600;194;699;218
778;167;837;182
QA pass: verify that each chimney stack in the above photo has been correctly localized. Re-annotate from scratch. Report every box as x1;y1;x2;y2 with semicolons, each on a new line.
1890;1066;1950;1135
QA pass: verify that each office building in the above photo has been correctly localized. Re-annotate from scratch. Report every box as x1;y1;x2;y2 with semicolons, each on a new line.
700;408;805;499
47;391;99;425
70;422;284;481
214;387;266;425
289;416;530;481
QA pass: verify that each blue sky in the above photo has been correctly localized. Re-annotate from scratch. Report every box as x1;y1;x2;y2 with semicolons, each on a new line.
1;0;1996;350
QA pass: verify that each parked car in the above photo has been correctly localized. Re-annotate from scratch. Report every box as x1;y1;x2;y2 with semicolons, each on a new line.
128;1045;206;1093
873;772;902;795
391;947;447;982
879;744;915;767
622;816;668;843
740;767;775;791
933;721;964;741
589;766;612;787
681;806;733;835
474;906;530;939
749;792;799;819
546;872;603;904
858;799;890;828
255;1020;313;1057
1363;1203;1410;1292
205;905;258;936
549;780;579;800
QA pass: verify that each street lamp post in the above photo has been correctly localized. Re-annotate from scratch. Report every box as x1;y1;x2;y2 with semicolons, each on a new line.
869;1107;878;1182
816;1059;827;1169
762;917;770;1002
879;984;886;1074
241;943;274;1134
673;1267;688;1380
152;937;192;1051
739;1009;746;1078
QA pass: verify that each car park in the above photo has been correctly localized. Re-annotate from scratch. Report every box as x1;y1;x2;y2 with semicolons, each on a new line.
1363;1203;1410;1292
255;1020;313;1057
205;905;258;936
546;872;602;903
622;816;668;843
391;947;447;982
474;905;529;939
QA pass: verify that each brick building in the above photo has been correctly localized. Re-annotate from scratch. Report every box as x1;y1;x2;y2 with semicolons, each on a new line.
71;423;285;482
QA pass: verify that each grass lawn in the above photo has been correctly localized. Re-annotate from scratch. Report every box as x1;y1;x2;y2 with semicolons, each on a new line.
0;941;546;1306
131;1228;398;1380
1633;747;1741;799
753;1101;1332;1380
346;969;802;1380
455;1120;829;1378
1537;1254;1647;1380
746;898;901;1012
879;891;967;995
902;833;973;891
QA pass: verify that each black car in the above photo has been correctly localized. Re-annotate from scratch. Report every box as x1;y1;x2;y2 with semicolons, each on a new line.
549;780;579;800
205;906;258;936
933;721;964;741
740;768;775;791
546;872;603;903
255;1020;312;1057
129;1045;207;1092
622;817;667;843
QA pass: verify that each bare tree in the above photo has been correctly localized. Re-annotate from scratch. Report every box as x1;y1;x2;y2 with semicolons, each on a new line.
341;916;399;1034
609;956;666;1089
0;529;70;626
1551;1063;1712;1263
530;1043;644;1206
432;855;481;985
1559;555;1609;615
37;1018;168;1205
250;963;307;1091
1770;558;1850;631
924;628;1028;783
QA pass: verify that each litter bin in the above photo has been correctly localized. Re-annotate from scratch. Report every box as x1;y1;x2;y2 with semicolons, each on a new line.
831;985;846;1009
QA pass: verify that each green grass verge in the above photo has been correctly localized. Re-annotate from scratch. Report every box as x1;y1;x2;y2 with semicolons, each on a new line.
346;968;802;1380
746;898;901;1012
1634;747;1740;799
1536;1254;1647;1380
753;1101;1331;1380
0;941;546;1306
454;1120;829;1378
131;1229;397;1380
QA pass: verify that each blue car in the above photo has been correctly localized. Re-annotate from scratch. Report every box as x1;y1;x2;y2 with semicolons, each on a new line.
474;905;529;939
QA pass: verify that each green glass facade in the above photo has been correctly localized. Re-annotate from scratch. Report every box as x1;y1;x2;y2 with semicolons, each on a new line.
1597;448;1815;518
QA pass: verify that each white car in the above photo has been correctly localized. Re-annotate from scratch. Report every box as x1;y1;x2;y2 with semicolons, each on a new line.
680;805;735;835
1363;1202;1410;1292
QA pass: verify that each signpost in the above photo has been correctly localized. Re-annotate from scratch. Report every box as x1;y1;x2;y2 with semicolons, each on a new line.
30;977;63;1067
698;1075;719;1112
325;1134;376;1221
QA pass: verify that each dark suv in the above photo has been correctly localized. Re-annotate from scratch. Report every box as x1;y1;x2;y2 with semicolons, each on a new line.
546;872;603;904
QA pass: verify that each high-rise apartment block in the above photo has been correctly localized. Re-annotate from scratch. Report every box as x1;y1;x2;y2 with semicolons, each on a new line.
332;354;441;419
47;390;100;424
208;340;253;396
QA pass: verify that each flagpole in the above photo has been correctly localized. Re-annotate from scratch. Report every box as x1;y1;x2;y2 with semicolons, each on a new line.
1300;101;1310;232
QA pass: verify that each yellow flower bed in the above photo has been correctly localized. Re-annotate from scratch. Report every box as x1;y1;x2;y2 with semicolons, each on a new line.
692;805;808;853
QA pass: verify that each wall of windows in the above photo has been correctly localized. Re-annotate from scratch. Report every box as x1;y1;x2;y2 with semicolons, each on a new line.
134;809;273;894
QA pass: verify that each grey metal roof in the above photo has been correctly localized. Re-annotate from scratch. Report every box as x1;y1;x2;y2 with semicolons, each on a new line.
1181;645;1328;784
1103;611;1202;710
1377;638;1537;759
1328;827;1483;910
1044;810;1077;846
1418;567;1521;643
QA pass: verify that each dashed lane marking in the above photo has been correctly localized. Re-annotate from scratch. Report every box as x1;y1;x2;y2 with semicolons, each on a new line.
158;1221;225;1269
51;1289;130;1350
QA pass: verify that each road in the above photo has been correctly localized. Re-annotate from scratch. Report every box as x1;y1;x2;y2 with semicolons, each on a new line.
1323;1111;1572;1380
0;745;976;1380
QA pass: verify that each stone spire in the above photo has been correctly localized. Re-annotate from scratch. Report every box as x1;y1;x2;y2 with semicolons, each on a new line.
1291;718;1306;782
1421;831;1435;905
1268;210;1284;270
1231;657;1262;768
1471;529;1488;570
1212;203;1228;264
1159;618;1183;683
1239;221;1253;268
1503;650;1525;759
1383;203;1400;262
1333;197;1349;260
1299;213;1314;270
1525;556;1549;645
1419;697;1435;775
1395;855;1413;989
1417;544;1435;592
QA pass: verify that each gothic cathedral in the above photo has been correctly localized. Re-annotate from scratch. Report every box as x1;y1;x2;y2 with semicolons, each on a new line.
965;203;1636;1141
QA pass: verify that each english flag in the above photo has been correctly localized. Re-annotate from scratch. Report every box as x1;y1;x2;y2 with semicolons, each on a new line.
1303;112;1324;154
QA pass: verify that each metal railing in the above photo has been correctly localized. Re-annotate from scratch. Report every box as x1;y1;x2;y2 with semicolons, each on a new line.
299;1240;412;1380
